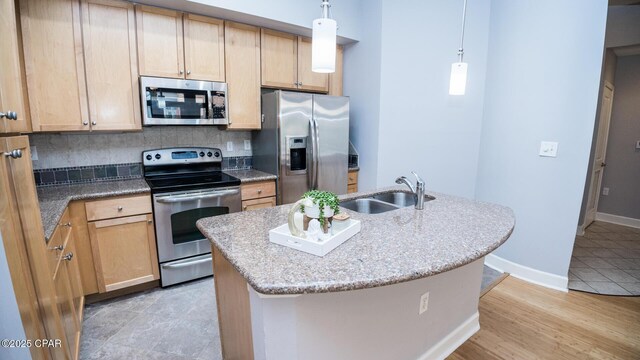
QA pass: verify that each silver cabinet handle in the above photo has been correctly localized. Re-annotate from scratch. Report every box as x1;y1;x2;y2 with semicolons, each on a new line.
4;149;22;159
91;121;97;126
64;222;72;227
83;121;89;126
62;252;73;261
179;70;184;75
51;245;64;251
117;206;123;211
147;219;153;224
0;111;17;120
156;188;240;203
299;82;303;87
187;70;191;75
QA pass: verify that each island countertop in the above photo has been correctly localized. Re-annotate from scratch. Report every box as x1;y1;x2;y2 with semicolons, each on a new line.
197;186;515;295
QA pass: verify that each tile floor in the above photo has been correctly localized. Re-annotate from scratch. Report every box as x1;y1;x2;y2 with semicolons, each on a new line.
79;265;504;359
569;221;640;296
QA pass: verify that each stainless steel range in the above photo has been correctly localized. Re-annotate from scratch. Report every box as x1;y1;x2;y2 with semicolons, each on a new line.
143;147;241;287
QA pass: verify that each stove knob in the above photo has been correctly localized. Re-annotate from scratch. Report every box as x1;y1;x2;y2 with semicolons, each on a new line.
146;154;152;161
155;153;161;160
214;151;220;158
199;152;205;157
207;151;213;157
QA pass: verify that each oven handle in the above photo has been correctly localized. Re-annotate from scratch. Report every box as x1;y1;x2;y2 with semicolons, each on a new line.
161;257;212;269
156;188;240;203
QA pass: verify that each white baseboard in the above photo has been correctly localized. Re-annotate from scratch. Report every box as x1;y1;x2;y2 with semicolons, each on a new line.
595;212;640;229
484;254;568;293
417;312;479;360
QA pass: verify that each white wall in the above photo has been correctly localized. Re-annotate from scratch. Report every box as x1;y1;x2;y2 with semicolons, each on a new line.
343;0;383;191
605;5;640;48
375;0;490;198
138;0;362;43
475;0;607;278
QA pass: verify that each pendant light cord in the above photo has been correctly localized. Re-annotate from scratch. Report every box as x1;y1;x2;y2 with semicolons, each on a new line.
320;0;331;19
458;0;468;62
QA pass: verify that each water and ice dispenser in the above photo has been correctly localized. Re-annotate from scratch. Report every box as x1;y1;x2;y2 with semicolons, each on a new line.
287;136;307;173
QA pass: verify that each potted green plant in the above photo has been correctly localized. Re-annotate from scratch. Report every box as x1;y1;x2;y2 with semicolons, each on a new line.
300;190;340;234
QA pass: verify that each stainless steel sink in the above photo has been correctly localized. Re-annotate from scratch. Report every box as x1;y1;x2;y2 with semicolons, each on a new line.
340;191;435;214
339;198;400;214
372;192;435;207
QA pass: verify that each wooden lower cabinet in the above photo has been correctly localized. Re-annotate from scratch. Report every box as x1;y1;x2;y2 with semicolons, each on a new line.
347;169;358;193
88;213;159;293
241;180;276;211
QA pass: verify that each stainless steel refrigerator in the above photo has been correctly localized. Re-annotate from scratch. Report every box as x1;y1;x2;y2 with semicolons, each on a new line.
252;90;350;205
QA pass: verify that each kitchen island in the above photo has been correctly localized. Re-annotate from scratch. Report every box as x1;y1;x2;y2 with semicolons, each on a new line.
197;187;514;360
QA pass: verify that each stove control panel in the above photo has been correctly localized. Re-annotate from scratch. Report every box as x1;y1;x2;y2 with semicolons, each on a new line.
142;147;223;166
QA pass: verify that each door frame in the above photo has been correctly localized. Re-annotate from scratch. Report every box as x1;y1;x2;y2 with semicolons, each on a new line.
582;80;615;231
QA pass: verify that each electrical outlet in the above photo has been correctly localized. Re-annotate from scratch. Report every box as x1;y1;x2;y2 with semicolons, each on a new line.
227;141;233;152
244;140;251;150
602;187;609;196
539;141;558;157
419;292;429;315
30;146;38;161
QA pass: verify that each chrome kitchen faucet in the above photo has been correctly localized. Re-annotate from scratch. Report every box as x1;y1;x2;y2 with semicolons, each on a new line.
395;172;426;210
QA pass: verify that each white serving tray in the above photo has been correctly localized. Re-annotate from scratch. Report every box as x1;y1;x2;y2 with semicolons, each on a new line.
269;220;361;257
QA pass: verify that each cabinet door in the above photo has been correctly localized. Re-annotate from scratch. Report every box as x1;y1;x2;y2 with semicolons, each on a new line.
3;136;69;359
81;0;141;131
136;5;184;78
328;45;344;96
225;22;261;130
20;0;90;131
261;29;298;90
52;258;79;357
88;214;159;293
184;14;225;81
297;37;329;93
0;0;30;133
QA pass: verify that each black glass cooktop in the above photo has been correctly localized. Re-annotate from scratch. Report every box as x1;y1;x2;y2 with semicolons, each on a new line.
145;171;240;193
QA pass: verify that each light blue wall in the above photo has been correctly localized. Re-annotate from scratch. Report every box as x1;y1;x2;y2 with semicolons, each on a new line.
375;0;491;198
475;0;607;276
343;0;383;191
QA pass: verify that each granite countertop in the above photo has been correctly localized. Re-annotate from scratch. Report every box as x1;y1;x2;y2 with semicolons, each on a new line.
197;186;515;295
37;179;151;242
37;169;277;242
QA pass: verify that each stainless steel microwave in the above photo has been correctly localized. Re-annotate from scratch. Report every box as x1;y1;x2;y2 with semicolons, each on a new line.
140;76;228;126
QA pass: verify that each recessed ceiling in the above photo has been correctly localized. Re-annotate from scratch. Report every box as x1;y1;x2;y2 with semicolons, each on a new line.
609;0;640;5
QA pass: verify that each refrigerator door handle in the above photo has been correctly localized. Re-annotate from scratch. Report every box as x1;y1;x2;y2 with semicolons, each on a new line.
310;118;319;189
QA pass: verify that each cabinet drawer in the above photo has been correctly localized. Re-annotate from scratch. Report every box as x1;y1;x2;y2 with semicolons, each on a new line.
241;181;276;200
242;197;276;211
85;194;152;222
347;184;358;194
348;171;358;185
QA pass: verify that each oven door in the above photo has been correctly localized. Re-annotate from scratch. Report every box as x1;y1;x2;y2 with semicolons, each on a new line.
152;186;241;263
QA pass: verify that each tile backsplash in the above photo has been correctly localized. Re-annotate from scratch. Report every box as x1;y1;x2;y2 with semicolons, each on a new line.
29;127;252;170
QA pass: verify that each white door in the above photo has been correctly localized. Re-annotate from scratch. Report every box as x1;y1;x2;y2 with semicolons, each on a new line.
584;81;614;227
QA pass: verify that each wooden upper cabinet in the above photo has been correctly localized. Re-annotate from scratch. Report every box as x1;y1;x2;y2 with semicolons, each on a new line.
82;0;141;131
329;45;344;96
225;22;261;130
0;0;30;134
184;14;225;81
261;29;298;90
20;0;90;131
297;37;329;93
136;5;184;78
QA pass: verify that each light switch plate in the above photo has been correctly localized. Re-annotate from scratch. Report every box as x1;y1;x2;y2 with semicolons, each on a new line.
419;292;429;315
227;141;233;152
539;141;558;157
602;187;609;196
30;146;38;161
244;140;251;150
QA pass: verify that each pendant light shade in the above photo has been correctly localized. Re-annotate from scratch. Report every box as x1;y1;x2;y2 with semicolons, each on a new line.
449;0;468;95
312;0;336;73
449;62;468;95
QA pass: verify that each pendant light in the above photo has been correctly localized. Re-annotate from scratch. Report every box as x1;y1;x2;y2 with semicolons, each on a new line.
449;0;468;95
312;0;337;73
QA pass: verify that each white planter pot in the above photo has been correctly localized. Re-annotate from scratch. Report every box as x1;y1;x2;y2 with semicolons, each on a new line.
323;206;334;218
304;204;321;218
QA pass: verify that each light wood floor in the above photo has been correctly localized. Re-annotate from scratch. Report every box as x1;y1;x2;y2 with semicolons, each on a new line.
449;276;640;360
